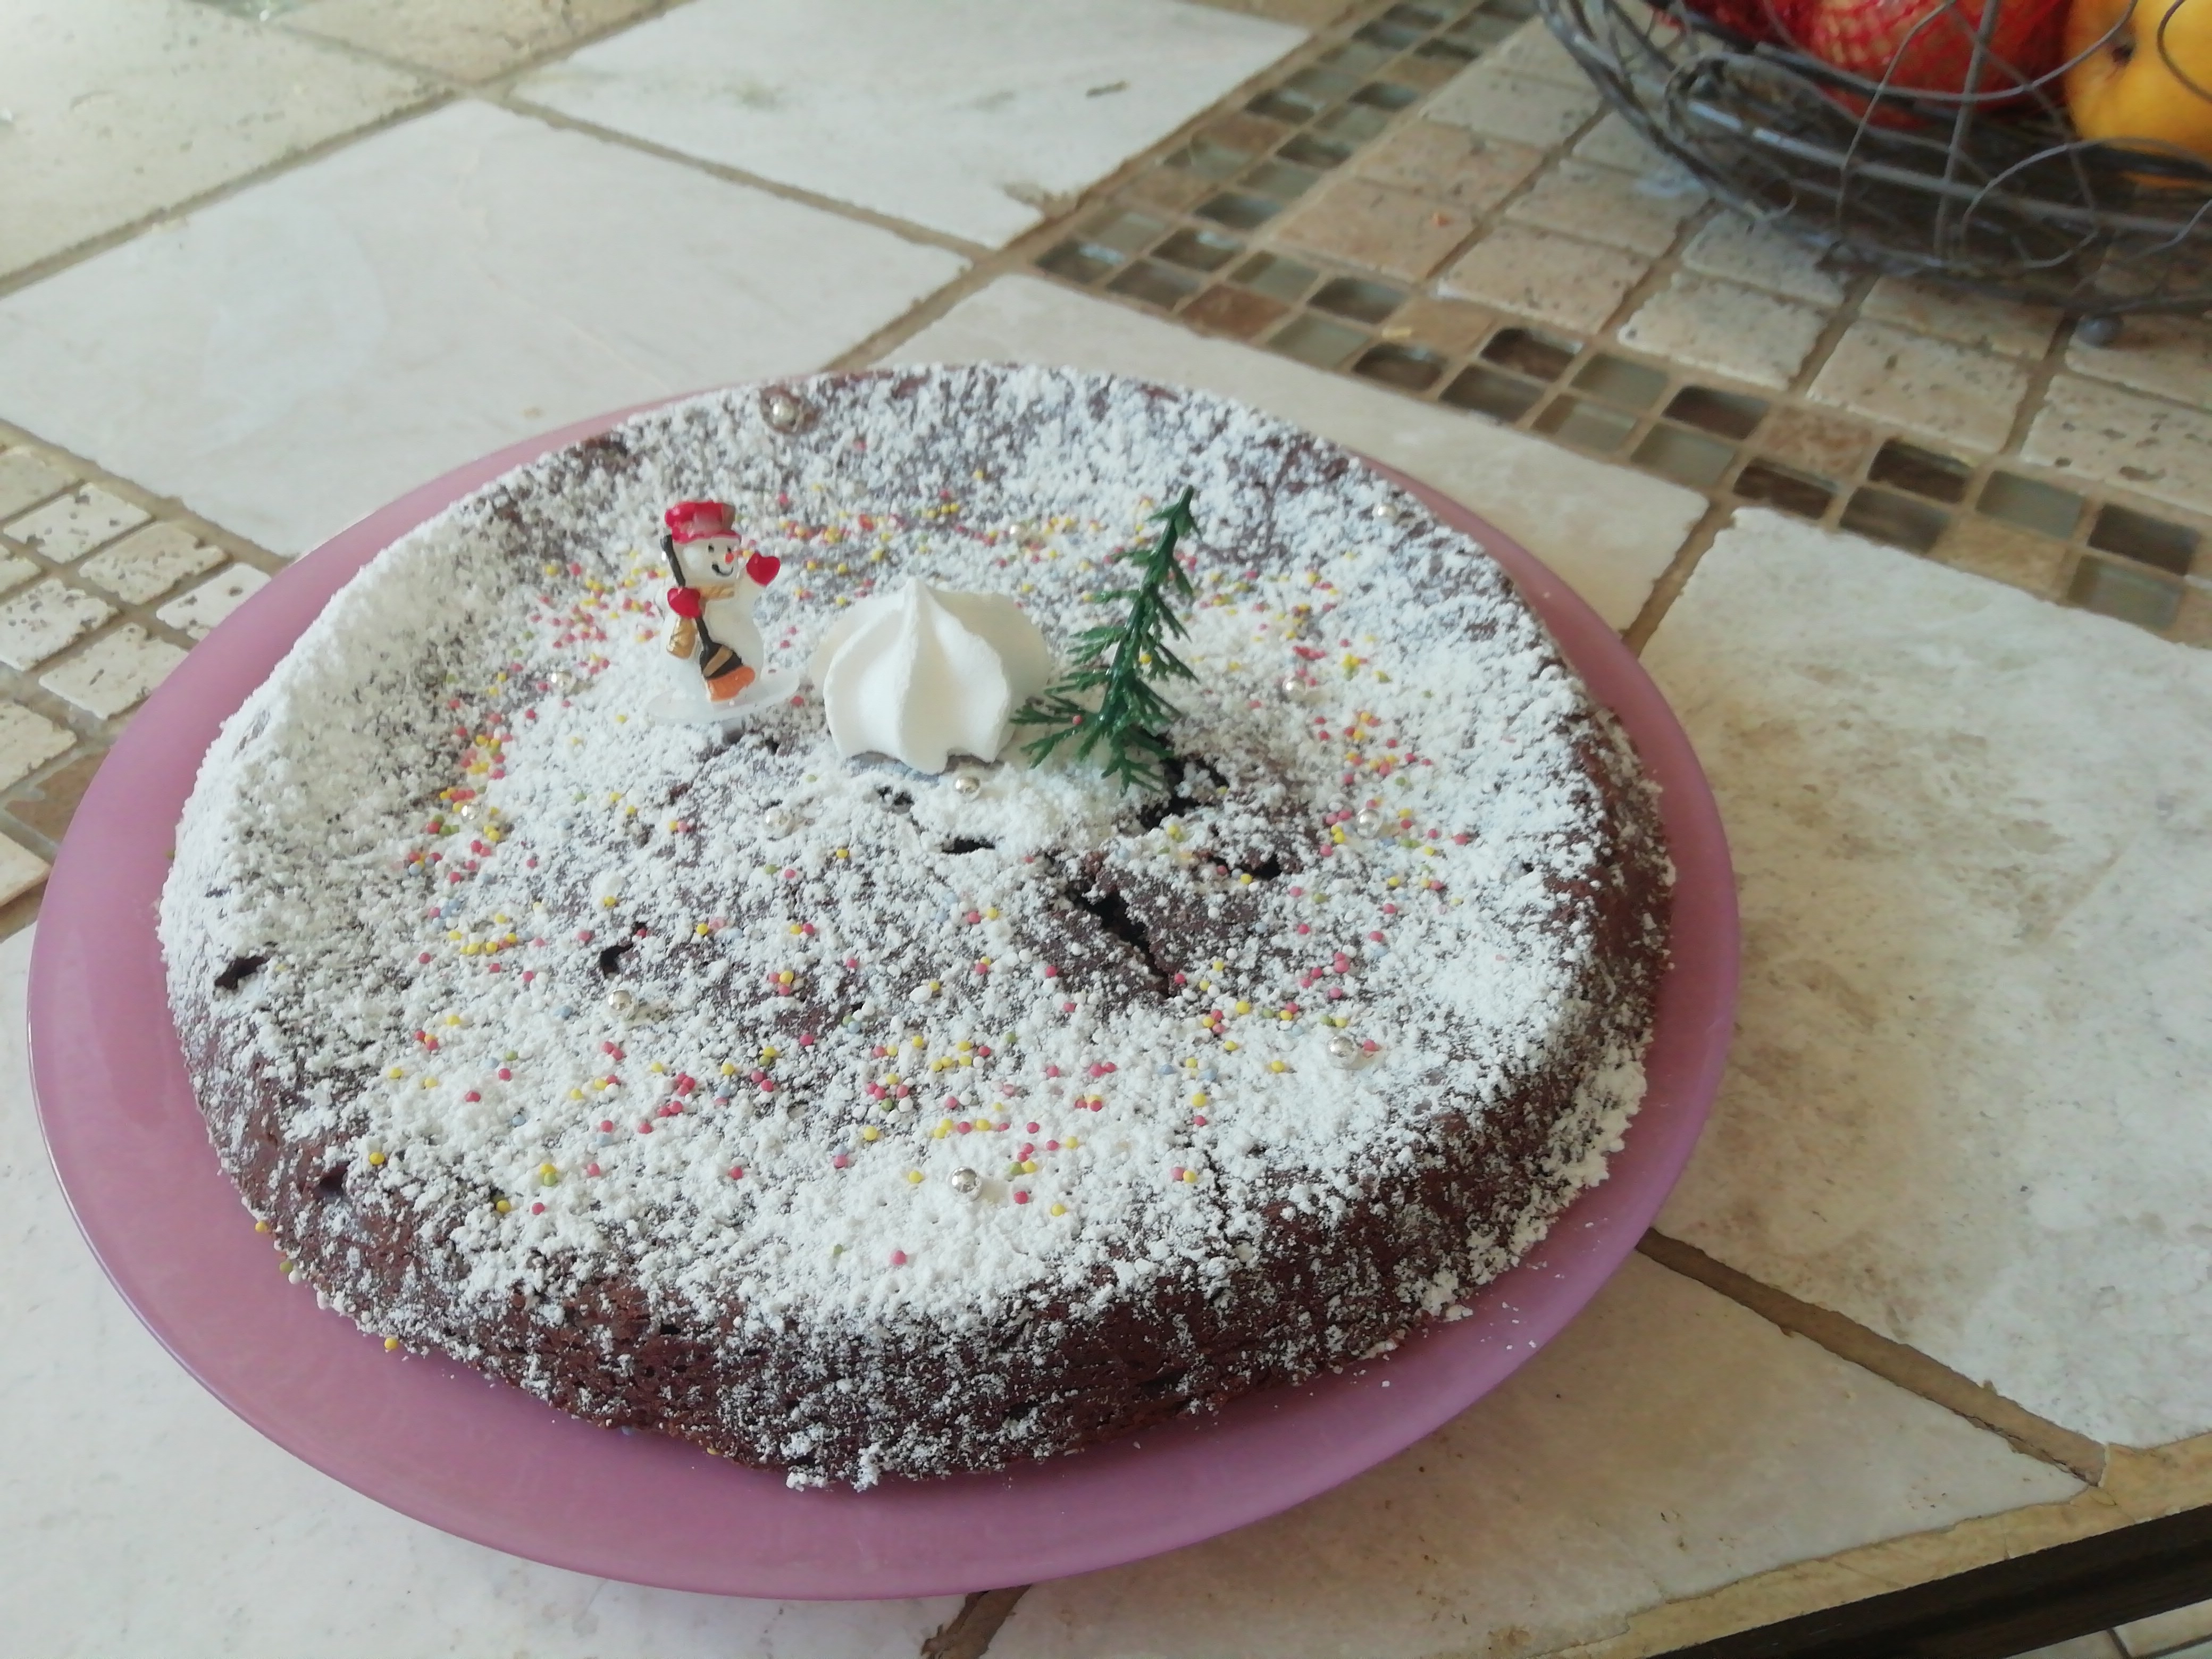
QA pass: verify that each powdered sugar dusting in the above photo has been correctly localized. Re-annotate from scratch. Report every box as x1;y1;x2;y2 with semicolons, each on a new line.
161;367;1668;1485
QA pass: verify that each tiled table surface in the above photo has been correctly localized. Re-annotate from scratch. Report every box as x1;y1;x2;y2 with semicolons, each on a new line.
2;1;2209;1655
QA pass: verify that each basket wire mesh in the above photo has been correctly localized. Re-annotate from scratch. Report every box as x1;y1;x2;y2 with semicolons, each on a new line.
1540;0;2212;323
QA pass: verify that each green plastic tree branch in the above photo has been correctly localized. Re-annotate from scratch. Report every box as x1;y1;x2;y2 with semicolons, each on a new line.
1012;485;1201;793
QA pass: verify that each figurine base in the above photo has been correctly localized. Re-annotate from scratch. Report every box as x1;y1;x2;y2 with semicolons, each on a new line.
643;670;801;727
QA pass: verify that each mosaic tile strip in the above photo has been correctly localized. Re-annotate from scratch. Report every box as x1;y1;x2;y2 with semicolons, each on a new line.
1028;0;2212;648
0;421;286;895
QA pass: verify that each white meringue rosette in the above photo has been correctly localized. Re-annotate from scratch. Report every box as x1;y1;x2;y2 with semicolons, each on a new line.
807;579;1052;774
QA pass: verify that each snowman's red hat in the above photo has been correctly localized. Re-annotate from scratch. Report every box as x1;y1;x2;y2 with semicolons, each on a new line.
664;500;736;543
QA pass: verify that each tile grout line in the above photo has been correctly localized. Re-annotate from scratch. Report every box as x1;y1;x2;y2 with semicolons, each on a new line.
1620;494;1735;653
0;0;1337;443
0;416;294;909
0;415;288;569
919;1586;1031;1659
0;88;456;305
2004;309;2085;460
0;14;985;310
1638;1229;2109;1484
824;17;1385;372
894;1215;2119;1653
269;0;698;93
486;93;994;263
476;0;1350;265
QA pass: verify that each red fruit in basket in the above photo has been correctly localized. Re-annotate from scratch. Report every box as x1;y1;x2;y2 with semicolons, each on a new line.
1680;0;1808;41
1799;0;2068;96
2065;0;2212;170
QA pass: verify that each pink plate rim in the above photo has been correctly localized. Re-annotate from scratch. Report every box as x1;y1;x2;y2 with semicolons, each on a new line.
29;388;1737;1601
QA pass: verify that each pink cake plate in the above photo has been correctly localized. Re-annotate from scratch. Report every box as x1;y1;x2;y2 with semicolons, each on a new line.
30;395;1737;1602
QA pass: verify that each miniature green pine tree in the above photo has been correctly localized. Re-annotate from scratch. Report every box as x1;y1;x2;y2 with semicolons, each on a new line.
1012;486;1200;793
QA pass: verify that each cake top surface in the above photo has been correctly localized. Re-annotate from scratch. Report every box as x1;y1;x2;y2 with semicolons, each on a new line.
162;365;1644;1334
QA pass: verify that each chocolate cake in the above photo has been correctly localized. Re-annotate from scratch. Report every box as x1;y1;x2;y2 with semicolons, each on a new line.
160;366;1671;1488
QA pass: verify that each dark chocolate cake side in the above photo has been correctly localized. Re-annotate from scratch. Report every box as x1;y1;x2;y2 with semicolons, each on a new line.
161;366;1670;1488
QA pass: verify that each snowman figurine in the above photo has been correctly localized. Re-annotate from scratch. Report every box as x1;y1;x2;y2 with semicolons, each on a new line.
651;499;786;723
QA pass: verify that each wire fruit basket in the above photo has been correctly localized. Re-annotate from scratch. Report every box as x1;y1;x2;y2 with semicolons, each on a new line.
1540;0;2212;331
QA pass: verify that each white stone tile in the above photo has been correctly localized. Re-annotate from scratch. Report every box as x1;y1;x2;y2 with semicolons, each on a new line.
39;624;186;719
1505;159;1705;257
0;704;75;790
1648;509;2212;1447
1199;0;1352;19
1620;272;1828;391
2;484;149;563
0;580;115;671
2023;375;2212;520
1425;62;1603;147
287;0;660;81
1484;16;1596;87
1351;121;1547;214
515;0;1303;246
0;449;75;521
0;836;49;904
1809;321;2031;452
0;929;961;1658
1862;278;2060;361
2122;1597;2212;1658
889;277;1709;630
77;523;227;604
0;556;41;597
1681;213;1850;306
156;566;271;640
0;103;967;557
2066;312;2212;409
1573;111;1666;174
1439;223;1651;334
0;0;428;279
2020;1638;2124;1659
1271;179;1476;282
992;1256;2078;1659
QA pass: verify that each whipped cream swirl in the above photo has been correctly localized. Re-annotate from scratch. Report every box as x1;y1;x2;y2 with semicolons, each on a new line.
807;579;1052;774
